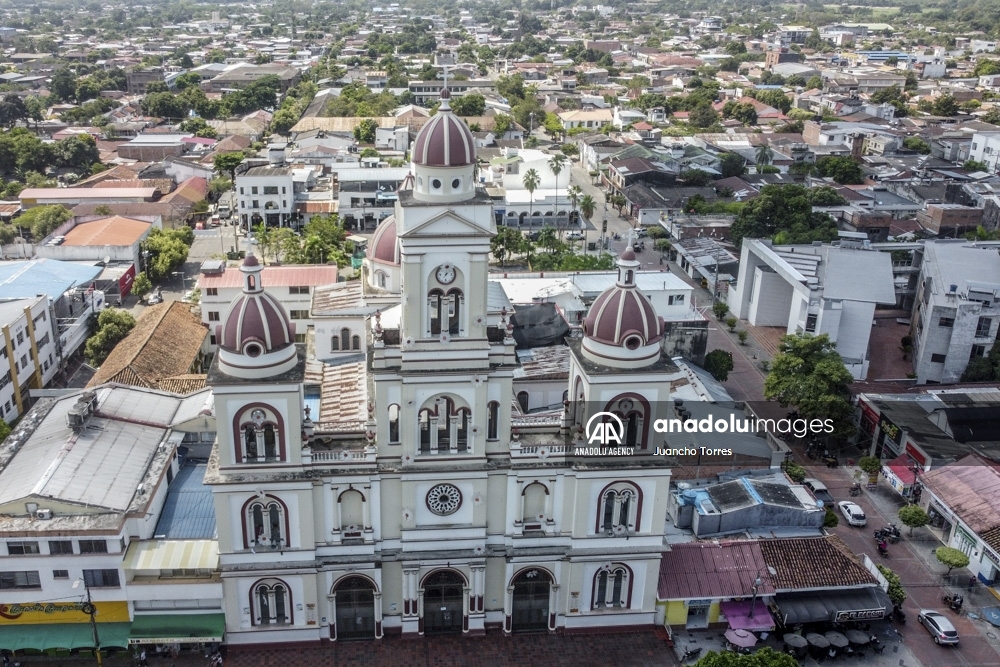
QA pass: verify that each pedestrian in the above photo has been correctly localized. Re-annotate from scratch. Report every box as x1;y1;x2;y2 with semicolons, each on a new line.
140;648;147;667
969;575;977;591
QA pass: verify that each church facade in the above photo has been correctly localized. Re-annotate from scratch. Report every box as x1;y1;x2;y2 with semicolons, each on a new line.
206;90;680;645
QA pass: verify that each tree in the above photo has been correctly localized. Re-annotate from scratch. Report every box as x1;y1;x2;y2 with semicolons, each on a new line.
816;156;864;184
963;159;989;172
903;136;931;154
688;104;719;128
824;507;839;527
809;186;849;207
680;169;714;187
17;205;71;240
935;546;970;575
712;302;729;320
450;93;486;117
693;647;798;667
704;349;734;382
523;168;540;218
567;185;581;220
719;153;747;178
876;565;907;606
730;184;840;247
755;144;772;170
213;152;245;183
131;272;152;297
580;195;596;223
144;228;191;280
898;504;929;536
806;75;824;90
353;118;378;143
50;68;78;103
931;93;959;117
491;226;526;267
858;456;881;476
493;113;513;137
725;316;738;332
764;333;855;437
85;308;136;366
548;154;568;217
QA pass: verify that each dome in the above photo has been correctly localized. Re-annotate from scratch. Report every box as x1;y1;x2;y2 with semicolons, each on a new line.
412;90;476;167
580;250;664;368
215;254;298;379
368;215;399;266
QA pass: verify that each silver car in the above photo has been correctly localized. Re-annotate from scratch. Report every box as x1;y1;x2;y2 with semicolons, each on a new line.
918;610;960;645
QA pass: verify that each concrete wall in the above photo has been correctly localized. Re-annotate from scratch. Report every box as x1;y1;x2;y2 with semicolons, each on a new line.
748;267;794;326
662;319;709;367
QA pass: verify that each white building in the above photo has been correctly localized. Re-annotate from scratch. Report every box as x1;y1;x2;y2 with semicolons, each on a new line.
0;296;59;423
235;165;295;230
206;91;685;646
727;239;896;379
968;131;1000;172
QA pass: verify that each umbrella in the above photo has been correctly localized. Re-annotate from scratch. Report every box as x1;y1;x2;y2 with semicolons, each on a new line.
783;633;808;648
845;629;871;645
725;628;758;648
825;631;849;648
806;633;830;648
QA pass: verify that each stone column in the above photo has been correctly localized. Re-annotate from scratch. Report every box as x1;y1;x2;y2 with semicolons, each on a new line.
330;486;341;542
514;479;524;526
545;478;556;527
362;485;372;531
328;592;337;641
417;587;426;635
504;585;514;635
548;584;559;632
374;590;384;639
462;586;470;633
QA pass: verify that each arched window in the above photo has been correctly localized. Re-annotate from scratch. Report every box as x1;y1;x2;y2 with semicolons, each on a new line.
331;336;340;351
436;397;453;450
593;565;630;609
517;391;529;414
340;328;351;351
607;395;647;449
237;407;284;463
388;404;400;444
447;288;462;335
487;401;499;440
522;482;547;526
417;395;471;455
338;489;364;538
262;424;276;459
376;271;386;288
352;335;361;350
456;407;470;451
597;482;641;535
244;497;288;549
429;289;444;335
252;579;291;625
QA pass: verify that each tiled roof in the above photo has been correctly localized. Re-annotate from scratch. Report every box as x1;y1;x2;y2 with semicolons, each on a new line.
759;535;875;590
305;359;367;433
199;265;340;288
87;301;208;390
922;454;1000;551
62;215;151;247
657;540;775;600
311;281;366;314
157;374;208;395
162;176;208;204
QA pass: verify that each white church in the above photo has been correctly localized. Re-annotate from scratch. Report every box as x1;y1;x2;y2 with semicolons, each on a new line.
206;90;692;644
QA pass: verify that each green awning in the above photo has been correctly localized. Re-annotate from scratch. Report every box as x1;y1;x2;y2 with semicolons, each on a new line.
0;623;131;651
128;613;226;644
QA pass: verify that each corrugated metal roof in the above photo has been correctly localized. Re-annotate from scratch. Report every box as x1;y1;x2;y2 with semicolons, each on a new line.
657;541;774;599
198;265;340;288
152;463;216;540
0;258;102;300
123;538;219;571
62;216;150;247
922;454;1000;547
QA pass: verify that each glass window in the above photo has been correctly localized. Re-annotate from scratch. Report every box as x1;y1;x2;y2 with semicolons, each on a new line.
79;540;108;554
206;288;218;296
48;540;73;555
0;571;41;589
53;569;69;579
82;569;120;588
7;541;40;555
251;186;259;195
208;311;220;321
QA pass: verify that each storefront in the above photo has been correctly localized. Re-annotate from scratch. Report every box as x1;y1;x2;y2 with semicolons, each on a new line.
0;601;131;654
773;588;892;626
128;613;226;648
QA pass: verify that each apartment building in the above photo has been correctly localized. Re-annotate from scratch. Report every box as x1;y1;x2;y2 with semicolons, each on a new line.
0;296;59;423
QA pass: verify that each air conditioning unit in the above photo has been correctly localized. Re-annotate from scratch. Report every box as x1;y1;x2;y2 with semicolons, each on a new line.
36;509;53;520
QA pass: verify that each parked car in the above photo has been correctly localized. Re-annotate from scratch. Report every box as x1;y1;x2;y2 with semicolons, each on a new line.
146;290;163;305
918;610;959;645
838;501;867;527
803;478;834;505
566;230;584;240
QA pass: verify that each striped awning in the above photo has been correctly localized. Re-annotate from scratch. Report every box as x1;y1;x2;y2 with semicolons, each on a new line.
123;539;219;572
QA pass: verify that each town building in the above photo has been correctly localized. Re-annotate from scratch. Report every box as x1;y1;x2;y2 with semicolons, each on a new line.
0;296;59;423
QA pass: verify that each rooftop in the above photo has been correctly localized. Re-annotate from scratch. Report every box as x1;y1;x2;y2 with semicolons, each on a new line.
0;258;102;301
152;462;216;539
62;215;150;247
199;264;340;289
657;540;774;600
759;535;876;591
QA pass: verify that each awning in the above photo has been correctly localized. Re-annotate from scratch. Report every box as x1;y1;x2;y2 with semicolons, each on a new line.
774;588;892;625
719;600;776;631
0;623;131;651
128;613;225;644
123;539;219;572
885;454;916;485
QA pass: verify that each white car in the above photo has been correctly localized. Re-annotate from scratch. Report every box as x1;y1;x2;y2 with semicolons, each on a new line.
838;501;867;527
565;230;584;240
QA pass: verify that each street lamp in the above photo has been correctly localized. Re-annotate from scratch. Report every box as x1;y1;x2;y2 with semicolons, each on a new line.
73;578;103;667
748;566;776;619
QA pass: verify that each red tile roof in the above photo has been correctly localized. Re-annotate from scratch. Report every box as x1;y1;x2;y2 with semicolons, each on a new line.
198;265;340;288
658;540;775;600
758;535;875;590
62;215;150;247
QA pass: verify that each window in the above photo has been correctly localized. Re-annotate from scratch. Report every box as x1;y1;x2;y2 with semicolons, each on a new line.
0;571;41;589
668;295;685;305
282;186;286;194
340;328;351;351
252;200;260;209
805;313;818;333
294;333;307;343
289;310;309;320
252;579;291;625
517;391;529;413
245;498;287;549
210;335;217;345
931;353;947;363
976;317;993;338
938;317;954;328
82;569;120;588
7;541;39;555
53;569;69;579
251;186;259;195
79;540;108;554
487;401;499;440
597;483;640;534
206;288;218;296
239;407;283;463
37;333;49;347
240;187;245;195
593;565;629;609
971;344;987;360
208;311;220;322
388;404;400;443
16;331;23;345
263;186;279;195
48;540;73;555
330;336;340;351
352;335;360;350
289;286;310;295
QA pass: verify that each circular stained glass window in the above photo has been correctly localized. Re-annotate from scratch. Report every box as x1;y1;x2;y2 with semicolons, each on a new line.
426;483;462;516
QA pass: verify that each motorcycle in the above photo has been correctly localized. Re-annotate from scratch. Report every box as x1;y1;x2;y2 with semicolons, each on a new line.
875;526;901;544
681;646;703;662
943;594;964;611
850;483;862;497
876;539;888;557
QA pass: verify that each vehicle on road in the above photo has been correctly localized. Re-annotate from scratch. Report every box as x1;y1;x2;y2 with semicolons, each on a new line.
838;500;867;526
217;206;231;219
145;290;163;305
803;478;834;505
566;230;583;240
918;610;959;645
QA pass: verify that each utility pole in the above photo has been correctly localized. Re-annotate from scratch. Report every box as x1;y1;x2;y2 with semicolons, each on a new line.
74;578;103;667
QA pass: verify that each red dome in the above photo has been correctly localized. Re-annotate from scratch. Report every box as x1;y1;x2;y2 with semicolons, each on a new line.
412;106;476;167
583;286;663;348
368;216;399;265
221;292;294;354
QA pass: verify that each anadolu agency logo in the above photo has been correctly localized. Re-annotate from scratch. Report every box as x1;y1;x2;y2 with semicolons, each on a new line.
578;412;635;456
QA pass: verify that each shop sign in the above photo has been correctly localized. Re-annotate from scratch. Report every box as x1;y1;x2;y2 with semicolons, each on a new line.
881;467;905;494
878;413;902;446
905;443;926;466
835;608;885;621
0;600;129;624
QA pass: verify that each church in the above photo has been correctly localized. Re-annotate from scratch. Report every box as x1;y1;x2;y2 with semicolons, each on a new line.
205;89;687;644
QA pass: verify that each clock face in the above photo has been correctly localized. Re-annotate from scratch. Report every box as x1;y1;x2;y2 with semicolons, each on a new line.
436;264;456;284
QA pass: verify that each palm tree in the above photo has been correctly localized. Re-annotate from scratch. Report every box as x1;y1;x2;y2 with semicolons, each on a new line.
548;154;569;219
568;185;582;224
523;168;540;221
755;144;772;171
579;194;596;223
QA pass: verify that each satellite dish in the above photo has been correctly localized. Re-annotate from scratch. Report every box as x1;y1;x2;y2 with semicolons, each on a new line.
103;256;111;264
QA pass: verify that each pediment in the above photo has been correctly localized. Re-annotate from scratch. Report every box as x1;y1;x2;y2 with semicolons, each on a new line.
398;209;493;238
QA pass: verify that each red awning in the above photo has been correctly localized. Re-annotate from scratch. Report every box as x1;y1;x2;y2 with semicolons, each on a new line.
886;454;916;485
720;600;776;631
